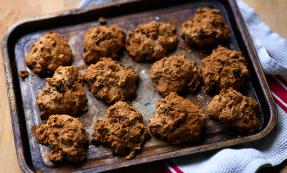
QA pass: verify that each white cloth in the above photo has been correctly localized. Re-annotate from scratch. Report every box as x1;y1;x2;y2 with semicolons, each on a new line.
237;0;287;75
79;1;287;172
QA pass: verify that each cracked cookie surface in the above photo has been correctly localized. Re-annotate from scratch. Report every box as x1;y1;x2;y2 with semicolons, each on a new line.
150;55;201;96
202;46;249;94
33;114;88;163
149;92;206;144
207;88;259;133
126;21;177;62
181;7;230;47
85;58;139;104
93;101;150;159
83;25;126;64
25;32;73;76
37;66;88;119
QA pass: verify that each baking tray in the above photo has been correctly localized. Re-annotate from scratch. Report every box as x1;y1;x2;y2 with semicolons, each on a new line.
2;0;277;172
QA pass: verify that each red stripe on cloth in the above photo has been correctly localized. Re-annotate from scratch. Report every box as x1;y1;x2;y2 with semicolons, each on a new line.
268;77;287;103
276;75;287;86
272;90;287;112
166;160;184;173
164;168;172;173
273;76;287;91
162;162;172;173
273;96;287;112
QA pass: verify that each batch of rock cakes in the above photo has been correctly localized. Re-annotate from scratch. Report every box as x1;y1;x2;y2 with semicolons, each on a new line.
24;7;260;163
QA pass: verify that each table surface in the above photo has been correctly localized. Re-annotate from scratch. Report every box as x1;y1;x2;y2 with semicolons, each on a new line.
0;0;286;172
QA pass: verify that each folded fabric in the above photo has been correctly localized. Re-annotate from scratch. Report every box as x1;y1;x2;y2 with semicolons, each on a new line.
79;1;287;172
237;0;287;75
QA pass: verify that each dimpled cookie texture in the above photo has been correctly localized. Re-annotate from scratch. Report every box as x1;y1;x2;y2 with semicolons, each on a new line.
126;21;178;62
85;58;139;104
25;32;73;76
150;55;201;96
37;66;88;119
149;92;206;144
181;7;230;47
83;25;126;64
207;88;260;133
202;46;249;94
93;101;150;159
33;114;88;163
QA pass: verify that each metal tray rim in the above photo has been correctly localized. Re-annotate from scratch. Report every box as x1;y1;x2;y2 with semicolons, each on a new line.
1;0;277;172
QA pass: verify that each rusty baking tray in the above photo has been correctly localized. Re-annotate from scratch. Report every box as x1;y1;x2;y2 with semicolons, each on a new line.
2;0;277;172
